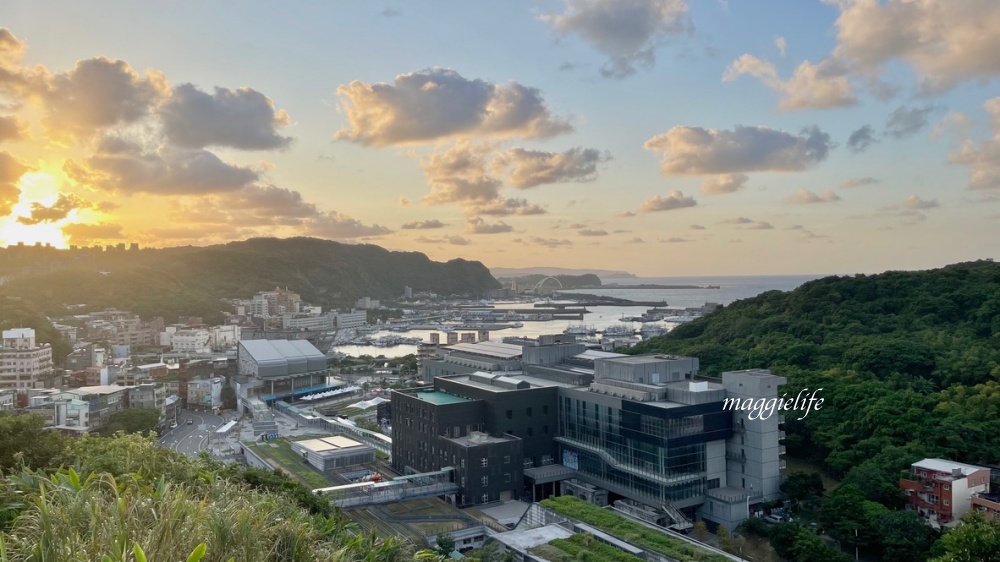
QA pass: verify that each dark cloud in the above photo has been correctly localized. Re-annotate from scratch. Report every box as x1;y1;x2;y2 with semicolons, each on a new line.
541;0;691;79
637;190;697;212
305;211;392;239
644;125;832;174
335;68;572;146
0;150;27;215
466;217;513;234
689;224;706;230
625;237;645;243
846;125;878;153
839;176;879;188
17;193;91;225
578;229;608;236
62;222;126;245
415;235;470;245
526;236;572;247
64;136;259;195
0;115;27;142
223;184;319;218
401;219;446;229
494;146;610;188
885;106;934;139
159;84;292;150
723;217;754;225
659;237;689;243
467;197;546;217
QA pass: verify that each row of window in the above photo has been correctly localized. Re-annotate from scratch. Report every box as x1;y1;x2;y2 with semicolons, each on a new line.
505;405;549;419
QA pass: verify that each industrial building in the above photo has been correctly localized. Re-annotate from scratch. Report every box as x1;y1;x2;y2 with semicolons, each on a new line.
290;435;376;473
393;335;786;528
234;339;331;407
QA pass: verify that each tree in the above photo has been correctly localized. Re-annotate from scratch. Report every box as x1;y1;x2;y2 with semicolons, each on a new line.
875;510;937;562
782;471;825;509
691;521;709;542
716;524;733;552
101;408;160;436
930;512;1000;562
436;533;456;556
221;385;237;410
0;412;66;472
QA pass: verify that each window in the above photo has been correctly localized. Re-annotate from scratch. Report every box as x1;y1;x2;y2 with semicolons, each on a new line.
944;500;950;506
503;455;510;464
944;485;950;490
481;476;488;486
505;473;511;483
506;409;512;419
461;459;465;468
481;494;489;503
527;407;532;416
481;458;488;467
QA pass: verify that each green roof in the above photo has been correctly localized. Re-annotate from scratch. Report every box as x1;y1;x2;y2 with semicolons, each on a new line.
415;391;470;405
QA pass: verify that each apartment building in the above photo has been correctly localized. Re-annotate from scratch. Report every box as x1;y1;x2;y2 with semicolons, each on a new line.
0;328;54;392
900;458;991;526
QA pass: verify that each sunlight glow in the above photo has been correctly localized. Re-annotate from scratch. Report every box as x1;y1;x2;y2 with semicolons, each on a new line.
0;171;70;249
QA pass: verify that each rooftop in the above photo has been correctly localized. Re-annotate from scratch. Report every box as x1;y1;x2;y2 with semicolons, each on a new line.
913;458;987;477
493;524;574;552
574;349;627;361
448;431;514;446
414;390;472;405
445;340;523;360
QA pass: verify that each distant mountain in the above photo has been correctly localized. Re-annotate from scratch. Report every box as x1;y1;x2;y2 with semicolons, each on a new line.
0;237;500;324
491;266;635;279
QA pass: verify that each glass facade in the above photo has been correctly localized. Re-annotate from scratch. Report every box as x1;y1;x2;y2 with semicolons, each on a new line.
558;394;731;504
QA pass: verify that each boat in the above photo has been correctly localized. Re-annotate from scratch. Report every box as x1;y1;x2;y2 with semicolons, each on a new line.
564;324;596;335
601;323;635;336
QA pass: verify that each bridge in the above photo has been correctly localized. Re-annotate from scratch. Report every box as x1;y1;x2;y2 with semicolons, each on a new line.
314;467;457;508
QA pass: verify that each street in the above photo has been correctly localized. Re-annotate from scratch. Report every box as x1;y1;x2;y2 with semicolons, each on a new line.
158;410;224;458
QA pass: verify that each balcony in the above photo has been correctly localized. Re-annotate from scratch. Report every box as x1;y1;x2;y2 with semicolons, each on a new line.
725;451;747;462
779;459;787;470
778;430;786;440
779;415;786;424
778;445;786;455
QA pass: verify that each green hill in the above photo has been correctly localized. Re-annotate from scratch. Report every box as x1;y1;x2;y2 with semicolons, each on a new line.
0;237;500;324
633;260;1000;485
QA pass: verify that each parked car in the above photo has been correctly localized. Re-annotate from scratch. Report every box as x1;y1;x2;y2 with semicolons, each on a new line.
186;419;193;425
170;422;178;429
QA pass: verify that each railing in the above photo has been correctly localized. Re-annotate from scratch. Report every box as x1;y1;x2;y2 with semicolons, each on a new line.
779;459;787;469
725;451;746;462
779;430;786;439
778;445;786;455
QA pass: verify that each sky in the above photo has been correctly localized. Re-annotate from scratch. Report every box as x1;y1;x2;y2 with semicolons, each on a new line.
0;0;997;276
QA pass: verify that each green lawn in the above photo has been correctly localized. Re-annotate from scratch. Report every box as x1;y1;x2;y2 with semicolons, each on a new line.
245;440;333;489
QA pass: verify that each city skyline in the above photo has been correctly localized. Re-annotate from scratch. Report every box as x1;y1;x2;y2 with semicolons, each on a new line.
0;1;997;276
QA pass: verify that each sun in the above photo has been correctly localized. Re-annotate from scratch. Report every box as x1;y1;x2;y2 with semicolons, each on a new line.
0;171;71;249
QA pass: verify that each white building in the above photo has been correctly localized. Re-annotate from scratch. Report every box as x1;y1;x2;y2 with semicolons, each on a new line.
172;329;212;353
355;297;380;309
209;325;241;351
187;377;224;410
0;389;15;410
0;328;54;392
336;310;368;329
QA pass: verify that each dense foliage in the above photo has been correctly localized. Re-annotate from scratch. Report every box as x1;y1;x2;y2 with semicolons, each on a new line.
0;417;426;561
99;407;161;436
0;237;500;324
540;496;730;562
531;533;646;562
633;260;1000;560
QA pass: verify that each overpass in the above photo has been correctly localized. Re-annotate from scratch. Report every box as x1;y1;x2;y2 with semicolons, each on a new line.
314;467;457;508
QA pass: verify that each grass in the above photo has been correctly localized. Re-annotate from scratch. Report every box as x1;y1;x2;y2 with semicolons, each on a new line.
529;534;647;562
246;440;334;489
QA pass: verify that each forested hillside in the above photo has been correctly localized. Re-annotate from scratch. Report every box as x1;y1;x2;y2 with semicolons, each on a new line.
0;237;500;324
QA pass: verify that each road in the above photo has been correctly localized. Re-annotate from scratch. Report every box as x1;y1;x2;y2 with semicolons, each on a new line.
158;410;224;458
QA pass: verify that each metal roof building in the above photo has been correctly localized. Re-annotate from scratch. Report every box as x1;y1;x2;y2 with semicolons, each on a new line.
238;339;327;378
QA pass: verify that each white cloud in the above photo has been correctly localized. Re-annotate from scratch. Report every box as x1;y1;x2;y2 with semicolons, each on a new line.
637;190;697;212
786;189;841;204
466;197;545;217
774;36;787;57
466;217;513;234
644;125;833;175
335;68;571;146
700;173;748;195
541;0;690;78
901;194;939;210
494;146;610;188
724;54;856;110
948;97;1000;192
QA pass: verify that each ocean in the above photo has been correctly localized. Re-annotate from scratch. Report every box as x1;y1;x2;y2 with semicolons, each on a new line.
332;274;825;359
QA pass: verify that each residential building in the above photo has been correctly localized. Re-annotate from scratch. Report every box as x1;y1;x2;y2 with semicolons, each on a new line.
209;325;241;351
900;459;991;526
355;297;380;309
283;312;337;331
0;389;14;410
972;493;1000;521
172;329;212;353
26;397;91;435
0;328;54;391
187;377;223;410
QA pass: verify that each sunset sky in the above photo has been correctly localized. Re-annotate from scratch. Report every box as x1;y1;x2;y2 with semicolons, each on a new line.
0;1;997;276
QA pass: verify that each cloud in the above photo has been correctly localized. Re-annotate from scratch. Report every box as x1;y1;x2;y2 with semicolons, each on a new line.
723;217;753;225
62;222;126;245
525;236;572;247
625;237;645;243
398;197;410;206
0;150;28;215
846;125;878;153
637;190;697;212
830;0;1000;92
659;237;689;243
415;235;470;245
644;125;832;175
335;68;572;146
578;228;608;236
159;83;292;150
700;173;748;195
466;197;545;217
418;141;503;205
222;184;319;218
0;115;27;142
541;0;691;78
689;224;706;230
466;217;513;234
35;57;168;140
64;136;259;195
723;55;856;110
381;8;400;17
747;221;774;230
786;188;841;204
901;194;939;210
494;146;610;188
775;36;787;57
948;97;1000;192
17;193;92;224
305;211;392;239
839;176;879;188
0;29;25;63
401;219;445;230
786;224;804;230
796;229;831;242
616;210;636;218
885;105;934;139
422;176;502;206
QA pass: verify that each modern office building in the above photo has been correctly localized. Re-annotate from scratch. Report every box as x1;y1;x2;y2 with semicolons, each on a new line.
393;335;786;528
